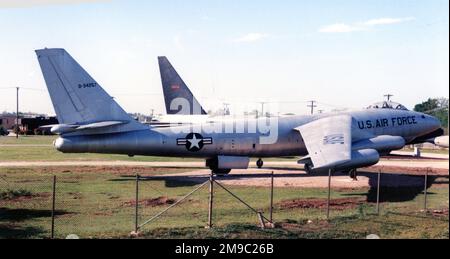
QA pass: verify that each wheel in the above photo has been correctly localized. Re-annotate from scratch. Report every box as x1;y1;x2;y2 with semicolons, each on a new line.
304;163;313;174
206;158;232;176
256;159;264;169
349;169;358;180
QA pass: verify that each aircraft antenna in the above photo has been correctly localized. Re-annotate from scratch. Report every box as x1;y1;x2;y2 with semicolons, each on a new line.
384;94;394;101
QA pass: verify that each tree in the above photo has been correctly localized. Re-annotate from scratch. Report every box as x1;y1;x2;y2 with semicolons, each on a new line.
414;98;449;129
414;98;439;113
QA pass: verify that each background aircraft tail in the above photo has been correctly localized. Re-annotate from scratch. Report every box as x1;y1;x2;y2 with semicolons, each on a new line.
158;56;207;115
36;48;146;134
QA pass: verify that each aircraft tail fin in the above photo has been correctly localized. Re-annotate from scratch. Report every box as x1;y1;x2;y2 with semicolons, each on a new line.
158;56;207;115
35;48;146;135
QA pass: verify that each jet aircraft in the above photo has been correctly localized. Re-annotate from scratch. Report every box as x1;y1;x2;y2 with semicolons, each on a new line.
36;48;443;176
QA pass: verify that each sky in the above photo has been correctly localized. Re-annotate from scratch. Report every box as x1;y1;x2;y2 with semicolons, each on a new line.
0;0;448;116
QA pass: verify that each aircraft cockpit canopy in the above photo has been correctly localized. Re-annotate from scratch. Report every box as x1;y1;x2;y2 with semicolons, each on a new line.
367;101;409;111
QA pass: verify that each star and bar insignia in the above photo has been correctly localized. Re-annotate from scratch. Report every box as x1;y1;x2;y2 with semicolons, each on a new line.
177;133;213;152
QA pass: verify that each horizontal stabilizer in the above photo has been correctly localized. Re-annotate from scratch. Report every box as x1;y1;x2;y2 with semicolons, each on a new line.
48;121;129;135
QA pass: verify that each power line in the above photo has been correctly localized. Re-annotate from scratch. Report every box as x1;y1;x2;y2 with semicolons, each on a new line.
0;87;45;92
21;87;46;92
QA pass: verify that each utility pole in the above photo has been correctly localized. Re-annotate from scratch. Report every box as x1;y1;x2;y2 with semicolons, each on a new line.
307;101;317;115
16;87;19;139
384;94;394;102
259;102;267;118
223;103;230;116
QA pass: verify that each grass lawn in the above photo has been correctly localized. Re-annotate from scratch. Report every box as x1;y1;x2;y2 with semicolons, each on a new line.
0;167;448;239
0;135;58;145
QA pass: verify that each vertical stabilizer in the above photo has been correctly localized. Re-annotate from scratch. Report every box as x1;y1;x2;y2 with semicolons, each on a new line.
158;56;207;115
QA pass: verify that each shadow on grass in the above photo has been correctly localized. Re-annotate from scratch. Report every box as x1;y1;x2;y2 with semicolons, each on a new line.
343;172;445;203
0;208;71;222
0;224;47;239
110;175;201;188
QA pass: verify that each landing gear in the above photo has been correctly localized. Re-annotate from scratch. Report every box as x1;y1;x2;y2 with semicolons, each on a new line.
256;159;264;169
304;163;313;174
206;157;232;176
349;169;358;181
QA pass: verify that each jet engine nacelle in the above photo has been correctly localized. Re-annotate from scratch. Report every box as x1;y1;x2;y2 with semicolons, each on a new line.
352;135;405;153
334;149;380;172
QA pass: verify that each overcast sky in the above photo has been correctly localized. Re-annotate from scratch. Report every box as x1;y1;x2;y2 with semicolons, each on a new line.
0;0;448;115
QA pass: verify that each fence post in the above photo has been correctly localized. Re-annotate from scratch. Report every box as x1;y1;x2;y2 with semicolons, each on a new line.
376;170;381;215
424;168;429;213
51;175;56;239
326;169;332;220
207;172;214;229
135;174;139;233
270;171;274;224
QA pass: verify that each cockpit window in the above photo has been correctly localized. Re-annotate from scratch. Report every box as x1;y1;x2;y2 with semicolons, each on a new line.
367;101;409;111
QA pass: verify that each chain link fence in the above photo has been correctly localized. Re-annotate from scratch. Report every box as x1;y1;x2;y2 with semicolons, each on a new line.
0;168;448;239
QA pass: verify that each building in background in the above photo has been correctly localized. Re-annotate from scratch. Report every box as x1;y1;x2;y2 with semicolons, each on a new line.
0;115;19;130
20;116;58;135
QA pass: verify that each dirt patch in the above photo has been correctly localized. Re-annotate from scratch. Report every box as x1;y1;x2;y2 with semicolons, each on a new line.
0;192;50;204
431;209;449;217
46;166;189;175
369;165;449;176
123;196;177;207
278;197;365;210
3;166;189;176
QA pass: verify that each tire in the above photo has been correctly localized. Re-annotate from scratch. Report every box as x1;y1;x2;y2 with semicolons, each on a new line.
256;159;264;169
349;169;358;180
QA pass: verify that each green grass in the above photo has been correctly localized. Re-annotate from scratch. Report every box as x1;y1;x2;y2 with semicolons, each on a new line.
0;135;57;145
138;213;449;239
0;167;448;239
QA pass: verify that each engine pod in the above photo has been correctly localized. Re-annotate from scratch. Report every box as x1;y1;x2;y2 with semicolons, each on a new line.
217;156;250;169
353;136;405;152
335;149;380;172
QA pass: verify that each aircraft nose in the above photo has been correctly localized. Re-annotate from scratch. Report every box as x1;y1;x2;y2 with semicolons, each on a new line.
427;114;441;130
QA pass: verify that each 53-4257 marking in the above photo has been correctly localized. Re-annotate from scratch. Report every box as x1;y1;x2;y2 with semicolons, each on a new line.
78;82;97;89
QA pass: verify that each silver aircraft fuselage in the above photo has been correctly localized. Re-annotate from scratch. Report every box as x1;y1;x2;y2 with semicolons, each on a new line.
54;109;441;159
